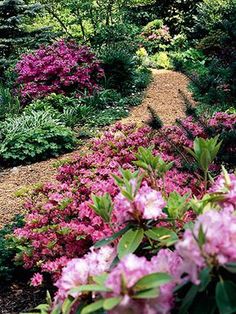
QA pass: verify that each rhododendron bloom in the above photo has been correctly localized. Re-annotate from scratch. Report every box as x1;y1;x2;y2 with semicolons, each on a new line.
114;184;166;223
176;210;236;284
105;250;182;314
55;246;115;301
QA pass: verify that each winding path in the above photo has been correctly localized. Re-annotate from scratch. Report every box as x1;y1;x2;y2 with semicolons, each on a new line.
0;70;194;227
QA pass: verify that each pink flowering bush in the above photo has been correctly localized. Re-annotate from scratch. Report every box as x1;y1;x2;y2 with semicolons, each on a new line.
15;40;104;101
140;19;172;53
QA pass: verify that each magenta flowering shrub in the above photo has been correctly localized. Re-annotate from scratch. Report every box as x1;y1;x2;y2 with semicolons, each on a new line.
15;40;104;101
13;113;236;286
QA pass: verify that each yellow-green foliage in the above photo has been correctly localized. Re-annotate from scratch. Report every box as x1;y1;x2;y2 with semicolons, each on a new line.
151;52;173;69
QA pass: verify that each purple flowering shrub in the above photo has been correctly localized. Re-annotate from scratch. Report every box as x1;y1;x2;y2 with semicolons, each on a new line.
15;40;104;102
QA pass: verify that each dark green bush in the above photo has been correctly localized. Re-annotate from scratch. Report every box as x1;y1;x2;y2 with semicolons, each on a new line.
0;111;77;164
100;48;137;94
0;215;24;282
0;84;20;120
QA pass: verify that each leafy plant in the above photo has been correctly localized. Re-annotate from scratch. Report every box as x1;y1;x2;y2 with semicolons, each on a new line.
0;84;20;120
0;215;24;282
186;136;222;189
0;110;77;164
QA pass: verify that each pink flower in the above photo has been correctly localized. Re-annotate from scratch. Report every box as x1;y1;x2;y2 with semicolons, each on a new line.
176;210;236;284
55;246;115;301
31;273;43;287
114;184;166;223
105;251;182;314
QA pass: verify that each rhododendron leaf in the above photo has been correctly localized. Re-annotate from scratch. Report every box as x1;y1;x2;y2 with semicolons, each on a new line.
216;280;236;314
133;287;160;299
133;272;171;291
198;225;206;248
90;193;113;222
81;300;104;314
224;262;236;274
179;285;199;314
198;268;211;292
62;296;75;314
145;227;178;246
167;191;190;219
118;228;144;259
93;224;131;248
69;284;110;294
103;297;122;310
93;273;109;286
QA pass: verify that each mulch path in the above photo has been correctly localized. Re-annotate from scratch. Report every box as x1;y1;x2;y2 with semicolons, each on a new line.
0;70;194;228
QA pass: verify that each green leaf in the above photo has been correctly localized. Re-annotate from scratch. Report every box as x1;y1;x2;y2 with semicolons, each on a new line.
81;300;104;314
224;262;236;274
133;288;160;299
117;228;144;259
216;280;236;314
93;224;131;248
93;273;109;286
179;285;199;314
145;227;178;246
198;224;206;247
103;297;122;310
69;284;110;295
198;268;211;292
133;272;171;291
62;297;74;314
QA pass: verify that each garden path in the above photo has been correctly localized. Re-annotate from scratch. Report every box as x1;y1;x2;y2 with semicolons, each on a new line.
0;69;194;227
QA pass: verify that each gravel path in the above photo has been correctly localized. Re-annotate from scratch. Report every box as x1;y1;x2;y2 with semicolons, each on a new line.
0;70;194;227
121;69;193;125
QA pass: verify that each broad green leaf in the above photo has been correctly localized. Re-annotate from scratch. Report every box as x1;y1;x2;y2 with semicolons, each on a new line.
198;268;211;292
81;300;104;314
179;285;199;314
216;280;236;314
145;227;178;246
118;228;144;259
224;262;236;274
133;288;160;299
93;273;109;286
62;297;74;314
70;284;110;295
133;272;171;291
94;224;131;248
103;297;122;310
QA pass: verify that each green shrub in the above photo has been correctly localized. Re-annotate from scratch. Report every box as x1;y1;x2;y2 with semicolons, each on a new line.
0;215;24;282
150;52;173;69
91;23;140;52
134;66;152;89
100;47;137;94
0;111;77;164
0;84;20;120
171;48;208;72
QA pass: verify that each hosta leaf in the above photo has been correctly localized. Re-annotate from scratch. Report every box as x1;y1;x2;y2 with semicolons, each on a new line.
118;228;144;259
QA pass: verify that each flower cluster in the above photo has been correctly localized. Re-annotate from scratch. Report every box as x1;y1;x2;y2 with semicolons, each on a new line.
15;40;104;101
114;183;166;223
176;207;236;284
105;250;182;314
55;246;115;302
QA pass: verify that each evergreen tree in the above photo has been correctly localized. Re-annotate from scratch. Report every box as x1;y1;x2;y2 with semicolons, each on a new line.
0;0;51;78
